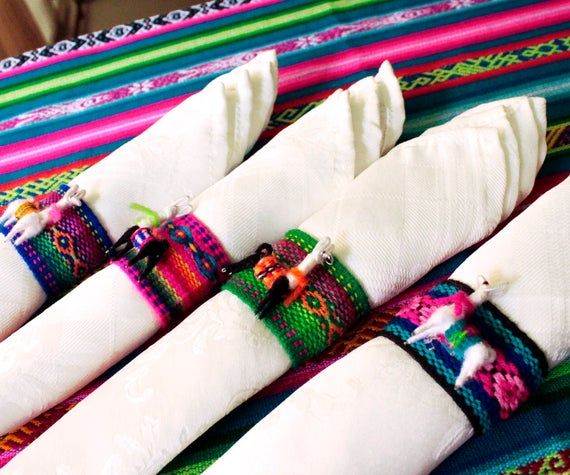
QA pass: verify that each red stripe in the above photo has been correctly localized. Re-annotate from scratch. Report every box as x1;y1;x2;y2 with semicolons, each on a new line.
396;28;570;77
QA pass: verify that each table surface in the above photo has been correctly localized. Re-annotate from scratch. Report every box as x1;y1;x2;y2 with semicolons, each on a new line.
0;1;568;474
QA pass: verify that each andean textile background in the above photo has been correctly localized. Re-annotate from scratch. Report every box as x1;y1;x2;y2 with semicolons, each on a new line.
0;0;568;473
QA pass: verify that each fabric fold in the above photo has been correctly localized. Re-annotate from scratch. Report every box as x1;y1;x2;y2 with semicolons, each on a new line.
0;62;405;438
5;97;540;475
0;51;279;341
205;174;567;475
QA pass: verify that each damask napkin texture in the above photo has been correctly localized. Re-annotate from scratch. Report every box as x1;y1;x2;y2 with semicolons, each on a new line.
4;97;541;475
0;51;279;340
208;174;567;475
0;62;404;437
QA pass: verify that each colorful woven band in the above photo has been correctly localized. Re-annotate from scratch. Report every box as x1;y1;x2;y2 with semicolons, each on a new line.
223;229;370;367
0;185;112;299
382;279;548;434
116;213;230;327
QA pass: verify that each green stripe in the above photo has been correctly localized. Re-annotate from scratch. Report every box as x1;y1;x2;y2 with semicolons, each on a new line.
0;0;381;109
551;143;570;155
546;360;570;380
163;452;221;475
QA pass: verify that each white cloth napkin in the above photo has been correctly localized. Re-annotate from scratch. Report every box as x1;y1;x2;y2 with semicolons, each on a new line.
0;51;279;341
4;97;540;475
423;97;546;219
206;174;567;475
0;62;405;438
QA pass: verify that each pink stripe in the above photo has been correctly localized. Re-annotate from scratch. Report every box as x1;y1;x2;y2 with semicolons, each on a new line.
278;0;570;94
2;0;566;174
0;0;477;133
0;95;190;174
0;0;281;81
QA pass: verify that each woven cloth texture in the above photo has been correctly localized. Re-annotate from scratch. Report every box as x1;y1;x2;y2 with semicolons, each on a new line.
0;0;568;473
383;279;548;435
116;213;230;327
0;184;112;298
224;229;369;367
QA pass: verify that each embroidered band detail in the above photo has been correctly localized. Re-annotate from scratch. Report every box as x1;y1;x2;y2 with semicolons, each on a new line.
224;229;369;367
0;185;112;298
382;279;548;434
116;213;230;327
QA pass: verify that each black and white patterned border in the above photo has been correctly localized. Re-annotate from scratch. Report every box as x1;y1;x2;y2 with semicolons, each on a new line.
0;0;253;73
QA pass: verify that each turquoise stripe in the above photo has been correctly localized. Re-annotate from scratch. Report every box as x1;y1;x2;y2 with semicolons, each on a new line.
450;437;568;474
0;0;307;89
477;306;543;385
386;323;492;431
0;0;537;125
434;397;570;474
403;65;570;137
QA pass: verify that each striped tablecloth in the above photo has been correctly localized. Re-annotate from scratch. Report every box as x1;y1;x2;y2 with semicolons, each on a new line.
0;1;568;473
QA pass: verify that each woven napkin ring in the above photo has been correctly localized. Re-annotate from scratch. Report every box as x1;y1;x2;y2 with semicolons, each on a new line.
0;184;112;299
224;229;370;367
115;213;230;327
382;279;548;434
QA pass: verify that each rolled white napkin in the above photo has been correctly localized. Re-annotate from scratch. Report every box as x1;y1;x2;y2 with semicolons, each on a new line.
0;51;279;341
207;175;567;475
5;97;537;475
0;62;405;437
423;97;546;218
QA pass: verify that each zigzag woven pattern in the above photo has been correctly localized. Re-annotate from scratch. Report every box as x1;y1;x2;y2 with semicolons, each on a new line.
0;185;112;298
224;229;369;367
0;167;88;207
507;448;570;475
399;35;570;93
116;213;230;327
382;280;548;434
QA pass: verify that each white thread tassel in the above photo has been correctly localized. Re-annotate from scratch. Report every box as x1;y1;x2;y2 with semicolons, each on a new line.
291;237;334;286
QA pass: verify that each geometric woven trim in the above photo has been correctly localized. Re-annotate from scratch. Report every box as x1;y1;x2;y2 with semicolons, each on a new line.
382;279;548;434
0;184;112;299
224;229;370;367
0;1;253;73
286;229;370;316
116;213;230;327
